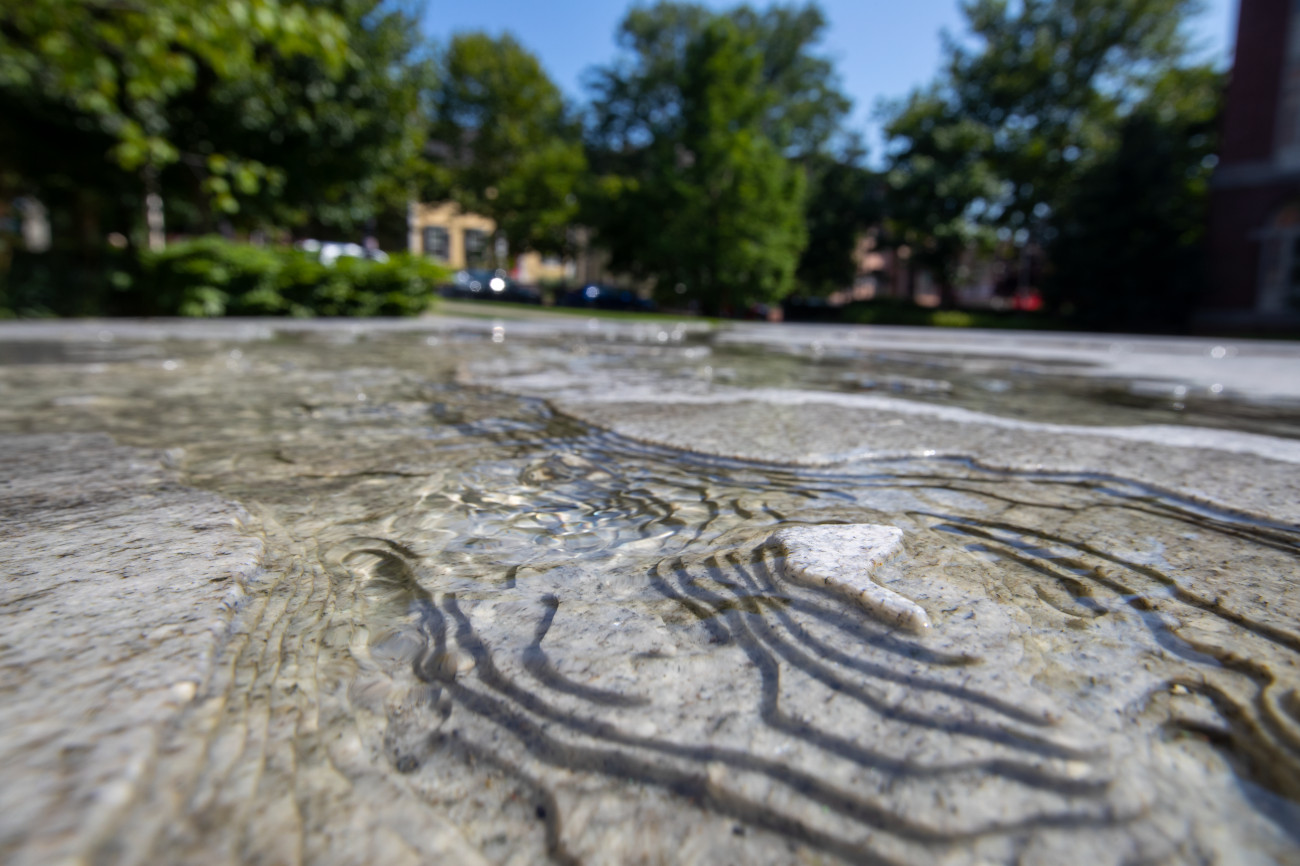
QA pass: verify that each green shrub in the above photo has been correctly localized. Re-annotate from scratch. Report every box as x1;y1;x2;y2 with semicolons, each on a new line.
1;246;135;317
134;237;447;317
841;298;1066;330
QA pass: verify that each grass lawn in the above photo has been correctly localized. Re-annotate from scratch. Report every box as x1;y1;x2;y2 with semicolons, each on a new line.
434;299;721;326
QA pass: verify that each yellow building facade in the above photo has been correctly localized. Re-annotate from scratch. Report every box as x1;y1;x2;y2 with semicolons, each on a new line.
407;200;577;284
407;201;495;270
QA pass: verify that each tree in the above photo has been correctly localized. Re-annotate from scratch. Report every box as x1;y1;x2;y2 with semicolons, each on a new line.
0;0;351;247
795;138;882;296
881;0;1209;311
946;0;1198;229
881;92;999;306
423;32;585;257
163;0;432;241
586;2;848;314
1048;66;1222;330
589;2;849;161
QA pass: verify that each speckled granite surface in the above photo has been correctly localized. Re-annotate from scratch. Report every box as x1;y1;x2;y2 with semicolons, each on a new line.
1;316;1298;865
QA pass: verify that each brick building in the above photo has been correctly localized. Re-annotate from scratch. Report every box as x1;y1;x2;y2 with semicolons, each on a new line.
1206;0;1300;328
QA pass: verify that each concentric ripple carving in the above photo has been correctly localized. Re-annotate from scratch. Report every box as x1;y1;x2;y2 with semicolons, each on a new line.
4;333;1297;864
336;537;1123;865
331;442;1300;864
323;458;1300;865
139;423;1300;863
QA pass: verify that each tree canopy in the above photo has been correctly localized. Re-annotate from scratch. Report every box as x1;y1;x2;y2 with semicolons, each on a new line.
1;0;1230;330
0;0;426;246
796;138;881;297
585;2;852;313
1;0;349;178
182;0;431;235
881;0;1214;313
422;32;585;256
1049;65;1222;330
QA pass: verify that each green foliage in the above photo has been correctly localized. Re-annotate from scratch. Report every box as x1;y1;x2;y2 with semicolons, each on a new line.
423;33;585;255
882;90;1000;302
0;236;447;320
0;0;349;192
0;247;135;318
132;237;447;317
842;297;1066;330
589;2;850;160
586;3;835;314
796;140;881;296
1048;67;1222;331
731;3;852;157
179;0;432;234
943;0;1198;228
881;0;1212;314
0;0;427;250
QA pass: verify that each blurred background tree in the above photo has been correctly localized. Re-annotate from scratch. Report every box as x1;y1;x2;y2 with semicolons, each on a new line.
0;0;350;247
794;136;881;298
164;0;432;245
1049;65;1222;331
882;0;1216;322
0;0;430;314
422;32;586;258
586;2;854;314
0;0;1228;327
724;3;851;158
881;91;999;307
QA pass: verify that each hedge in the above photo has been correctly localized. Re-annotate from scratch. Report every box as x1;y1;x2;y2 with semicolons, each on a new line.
1;236;449;318
136;237;448;317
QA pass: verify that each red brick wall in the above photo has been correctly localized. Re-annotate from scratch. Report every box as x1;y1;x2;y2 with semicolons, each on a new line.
1221;0;1290;165
1208;186;1285;309
1204;1;1300;318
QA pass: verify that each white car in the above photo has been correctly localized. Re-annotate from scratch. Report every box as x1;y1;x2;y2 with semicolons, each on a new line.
294;239;389;265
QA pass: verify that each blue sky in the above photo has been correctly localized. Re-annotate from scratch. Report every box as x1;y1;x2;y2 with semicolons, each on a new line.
421;0;1238;161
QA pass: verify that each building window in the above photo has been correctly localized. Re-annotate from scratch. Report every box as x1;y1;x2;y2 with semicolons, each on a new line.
1257;204;1300;311
422;226;449;261
464;229;489;268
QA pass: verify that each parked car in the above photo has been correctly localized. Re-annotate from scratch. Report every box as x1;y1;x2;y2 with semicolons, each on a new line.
557;283;656;312
294;238;389;265
441;269;541;304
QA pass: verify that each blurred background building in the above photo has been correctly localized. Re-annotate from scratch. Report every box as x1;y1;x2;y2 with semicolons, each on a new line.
1207;0;1300;329
408;201;629;288
407;201;496;272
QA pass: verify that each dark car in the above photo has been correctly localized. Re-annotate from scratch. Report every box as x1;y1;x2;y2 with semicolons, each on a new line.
557;283;657;312
441;269;540;304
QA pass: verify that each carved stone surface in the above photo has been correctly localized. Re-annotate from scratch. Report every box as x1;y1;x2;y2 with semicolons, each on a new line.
771;524;931;631
1;318;1298;865
0;433;263;866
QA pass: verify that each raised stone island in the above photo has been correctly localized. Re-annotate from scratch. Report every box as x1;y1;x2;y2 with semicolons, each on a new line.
1;317;1297;865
